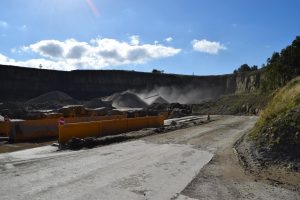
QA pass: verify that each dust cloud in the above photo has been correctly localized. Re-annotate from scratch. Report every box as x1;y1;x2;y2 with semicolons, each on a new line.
133;85;217;104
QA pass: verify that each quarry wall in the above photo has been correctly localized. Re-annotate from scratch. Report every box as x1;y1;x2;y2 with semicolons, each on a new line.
234;71;261;93
0;65;261;101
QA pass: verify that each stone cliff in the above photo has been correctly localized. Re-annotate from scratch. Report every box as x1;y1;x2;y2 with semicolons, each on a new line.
0;64;261;102
234;71;262;93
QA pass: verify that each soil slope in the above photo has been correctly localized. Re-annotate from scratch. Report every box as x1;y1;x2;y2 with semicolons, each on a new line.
250;76;300;167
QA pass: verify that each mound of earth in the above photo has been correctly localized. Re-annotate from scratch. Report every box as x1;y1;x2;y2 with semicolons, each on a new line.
103;92;121;102
25;91;79;109
150;96;169;105
105;91;148;109
250;76;300;169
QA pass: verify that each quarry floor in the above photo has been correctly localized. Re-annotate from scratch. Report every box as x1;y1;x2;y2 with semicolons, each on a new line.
0;116;299;200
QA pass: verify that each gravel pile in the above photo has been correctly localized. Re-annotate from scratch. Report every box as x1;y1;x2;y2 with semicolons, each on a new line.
25;91;79;109
150;96;169;105
105;91;148;109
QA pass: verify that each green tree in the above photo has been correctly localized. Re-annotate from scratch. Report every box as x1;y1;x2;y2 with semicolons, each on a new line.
260;36;300;92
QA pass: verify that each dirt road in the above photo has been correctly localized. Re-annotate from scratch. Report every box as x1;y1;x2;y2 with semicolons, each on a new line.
0;116;299;199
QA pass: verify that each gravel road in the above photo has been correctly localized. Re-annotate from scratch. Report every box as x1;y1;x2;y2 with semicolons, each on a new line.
0;115;299;200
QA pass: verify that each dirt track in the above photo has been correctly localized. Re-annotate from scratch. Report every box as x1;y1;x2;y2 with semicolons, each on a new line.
0;116;299;199
142;115;299;199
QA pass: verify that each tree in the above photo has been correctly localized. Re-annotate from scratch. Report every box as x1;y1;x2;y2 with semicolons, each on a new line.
251;65;258;71
260;36;300;92
267;52;280;65
152;69;164;74
233;64;252;73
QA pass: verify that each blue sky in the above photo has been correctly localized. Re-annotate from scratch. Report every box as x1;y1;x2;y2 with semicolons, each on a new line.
0;0;299;75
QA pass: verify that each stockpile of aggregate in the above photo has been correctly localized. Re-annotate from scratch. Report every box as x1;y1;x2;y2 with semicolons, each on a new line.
104;91;148;109
150;96;169;105
25;91;79;109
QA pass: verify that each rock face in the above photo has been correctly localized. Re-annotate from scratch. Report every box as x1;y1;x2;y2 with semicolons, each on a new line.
0;65;261;102
235;71;261;93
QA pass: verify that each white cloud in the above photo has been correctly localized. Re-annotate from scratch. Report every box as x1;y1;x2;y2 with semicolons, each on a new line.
0;20;8;28
165;37;173;42
0;54;11;63
29;40;65;58
0;53;75;71
130;35;140;46
1;36;181;71
192;39;227;54
27;39;90;60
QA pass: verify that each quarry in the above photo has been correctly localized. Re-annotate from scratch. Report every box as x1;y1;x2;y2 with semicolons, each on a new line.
0;60;299;199
0;64;262;145
1;1;300;199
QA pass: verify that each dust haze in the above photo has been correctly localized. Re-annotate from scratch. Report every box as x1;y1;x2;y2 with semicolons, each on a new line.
133;85;218;104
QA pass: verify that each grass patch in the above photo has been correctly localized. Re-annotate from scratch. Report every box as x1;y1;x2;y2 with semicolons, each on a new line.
250;76;300;161
251;77;300;139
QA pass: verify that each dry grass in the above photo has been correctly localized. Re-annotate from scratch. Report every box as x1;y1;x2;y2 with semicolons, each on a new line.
251;76;300;138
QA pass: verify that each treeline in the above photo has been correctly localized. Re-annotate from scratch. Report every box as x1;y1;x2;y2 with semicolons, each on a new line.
261;36;300;92
233;36;300;92
233;64;258;74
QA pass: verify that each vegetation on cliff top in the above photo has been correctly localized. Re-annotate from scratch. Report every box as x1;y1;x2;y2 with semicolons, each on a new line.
233;64;258;74
233;36;300;93
260;36;300;92
250;76;300;161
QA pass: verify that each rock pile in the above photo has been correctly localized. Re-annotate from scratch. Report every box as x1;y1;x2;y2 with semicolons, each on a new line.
25;91;79;109
104;91;148;109
150;96;169;105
